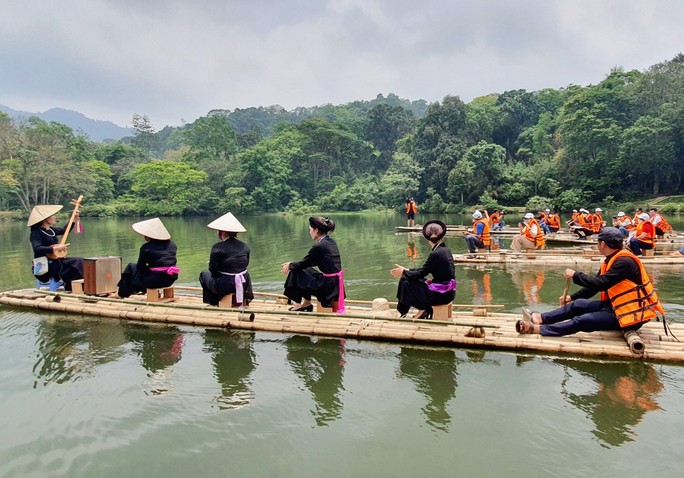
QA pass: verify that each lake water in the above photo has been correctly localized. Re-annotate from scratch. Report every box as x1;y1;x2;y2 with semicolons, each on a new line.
1;213;684;477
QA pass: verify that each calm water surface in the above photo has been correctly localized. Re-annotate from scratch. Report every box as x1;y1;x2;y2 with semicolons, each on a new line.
1;213;684;477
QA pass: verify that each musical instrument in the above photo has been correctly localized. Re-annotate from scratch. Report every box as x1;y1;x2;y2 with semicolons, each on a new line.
47;195;84;259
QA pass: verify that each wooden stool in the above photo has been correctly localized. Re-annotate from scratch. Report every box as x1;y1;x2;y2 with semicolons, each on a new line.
491;242;500;251
525;248;537;259
71;279;84;294
316;301;337;313
218;293;234;308
146;287;175;302
432;302;453;320
643;249;655;257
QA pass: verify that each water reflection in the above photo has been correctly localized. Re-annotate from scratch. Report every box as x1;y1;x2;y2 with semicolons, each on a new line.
397;346;458;432
285;335;346;426
406;233;420;265
556;359;663;447
508;270;546;305
203;329;256;410
32;319;127;387
125;324;185;395
466;269;493;305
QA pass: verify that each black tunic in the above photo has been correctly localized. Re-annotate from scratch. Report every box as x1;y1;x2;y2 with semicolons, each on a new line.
117;239;178;298
29;224;84;290
199;237;254;306
396;242;456;316
284;236;343;307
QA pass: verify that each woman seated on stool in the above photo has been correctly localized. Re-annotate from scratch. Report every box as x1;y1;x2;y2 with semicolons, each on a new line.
199;212;254;307
109;218;179;299
390;219;456;319
28;204;84;291
280;216;344;312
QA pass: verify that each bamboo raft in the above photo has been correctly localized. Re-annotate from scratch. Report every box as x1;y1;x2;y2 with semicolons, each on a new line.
453;250;684;267
1;287;684;363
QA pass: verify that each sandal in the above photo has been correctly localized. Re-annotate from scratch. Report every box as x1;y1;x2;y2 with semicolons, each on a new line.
515;320;535;334
522;308;541;325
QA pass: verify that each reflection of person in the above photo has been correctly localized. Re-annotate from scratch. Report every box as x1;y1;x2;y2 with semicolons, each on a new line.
398;346;458;432
204;330;255;410
390;220;456;319
511;213;545;252
628;213;654;256
125;324;185;373
406;233;419;263
464;210;490;254
285;335;346;426
522;271;545;305
517;228;664;335
469;270;492;304
405;197;418;227
28;204;84;291
281;216;344;312
109;218;179;299
199;212;254;307
556;359;663;447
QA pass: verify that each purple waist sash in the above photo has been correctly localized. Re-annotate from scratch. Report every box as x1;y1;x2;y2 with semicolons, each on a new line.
150;266;180;275
426;279;456;293
322;270;346;314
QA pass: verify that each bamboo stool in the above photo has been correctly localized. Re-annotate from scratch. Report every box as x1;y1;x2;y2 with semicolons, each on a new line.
525;248;537;259
71;279;84;294
218;294;234;308
433;302;453;320
147;287;175;302
643;249;655;257
316;301;339;313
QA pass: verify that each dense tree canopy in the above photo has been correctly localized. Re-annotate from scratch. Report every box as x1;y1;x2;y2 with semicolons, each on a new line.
2;55;684;216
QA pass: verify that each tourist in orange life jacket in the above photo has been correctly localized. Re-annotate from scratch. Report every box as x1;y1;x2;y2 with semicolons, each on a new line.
511;213;545;252
538;209;551;234
613;211;633;238
516;228;664;336
490;210;506;231
566;209;580;227
628;213;655;256
593;208;605;233
464;210;491;255
405;197;418;227
648;208;673;237
633;208;643;224
390;220;456;320
547;211;561;233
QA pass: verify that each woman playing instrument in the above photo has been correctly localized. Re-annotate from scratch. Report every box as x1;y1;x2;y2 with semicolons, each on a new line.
28;204;84;291
199;212;254;307
280;216;345;312
390;219;456;319
109;218;179;299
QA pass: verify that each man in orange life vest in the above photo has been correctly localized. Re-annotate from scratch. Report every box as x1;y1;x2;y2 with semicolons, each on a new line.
405;197;418;227
628;213;655;256
464;210;490;254
648;208;672;237
516;227;664;336
511;212;545;252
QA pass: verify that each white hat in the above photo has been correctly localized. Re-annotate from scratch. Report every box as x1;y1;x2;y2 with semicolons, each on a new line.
545;209;550;212
617;211;625;217
207;212;246;233
472;210;483;219
580;208;589;214
27;205;63;227
595;208;603;212
638;213;650;221
572;209;578;213
524;213;534;219
132;217;171;240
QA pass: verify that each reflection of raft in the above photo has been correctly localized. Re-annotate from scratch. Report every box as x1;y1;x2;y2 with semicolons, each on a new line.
453;250;684;268
395;225;516;236
2;287;684;363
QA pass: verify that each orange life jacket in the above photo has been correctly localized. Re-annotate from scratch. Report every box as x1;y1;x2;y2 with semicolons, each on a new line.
548;214;561;229
523;218;545;248
652;214;672;233
406;202;418;214
636;220;655;246
592;213;603;233
572;212;581;223
490;212;501;224
473;218;491;246
599;249;664;327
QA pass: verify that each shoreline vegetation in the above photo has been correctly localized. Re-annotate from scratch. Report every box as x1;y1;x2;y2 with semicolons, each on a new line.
2;55;684;218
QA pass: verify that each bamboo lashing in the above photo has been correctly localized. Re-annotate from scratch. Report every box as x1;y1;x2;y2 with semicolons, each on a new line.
47;195;84;259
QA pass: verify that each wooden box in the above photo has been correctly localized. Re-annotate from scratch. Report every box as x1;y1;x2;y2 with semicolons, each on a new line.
84;256;122;295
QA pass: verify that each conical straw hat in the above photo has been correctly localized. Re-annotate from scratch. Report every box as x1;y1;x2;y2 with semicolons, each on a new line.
207;212;246;233
132;217;171;240
27;205;63;227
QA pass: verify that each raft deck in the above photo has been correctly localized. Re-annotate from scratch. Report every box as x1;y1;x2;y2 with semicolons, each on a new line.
2;288;684;363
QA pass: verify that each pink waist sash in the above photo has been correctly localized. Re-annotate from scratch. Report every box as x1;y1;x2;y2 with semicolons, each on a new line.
150;266;180;275
322;270;345;314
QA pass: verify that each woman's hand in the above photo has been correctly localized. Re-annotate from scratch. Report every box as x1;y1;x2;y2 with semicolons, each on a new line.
52;244;68;252
280;262;291;275
390;264;406;278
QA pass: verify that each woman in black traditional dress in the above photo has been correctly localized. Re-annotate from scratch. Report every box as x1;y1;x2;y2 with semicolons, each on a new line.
390;219;456;319
280;216;345;313
199;212;254;307
28;204;84;291
109;217;179;299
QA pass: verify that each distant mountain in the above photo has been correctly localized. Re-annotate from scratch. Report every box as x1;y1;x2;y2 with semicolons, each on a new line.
0;104;132;142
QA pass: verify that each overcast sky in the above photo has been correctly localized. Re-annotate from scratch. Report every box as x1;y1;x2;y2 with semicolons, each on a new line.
2;0;683;128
